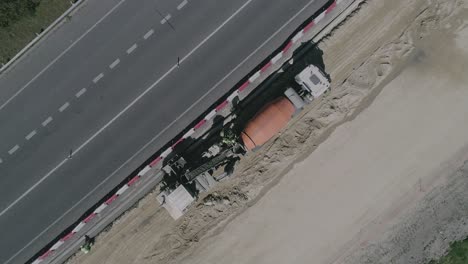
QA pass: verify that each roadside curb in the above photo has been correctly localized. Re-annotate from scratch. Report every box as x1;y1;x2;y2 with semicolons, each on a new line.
29;0;357;263
0;0;85;75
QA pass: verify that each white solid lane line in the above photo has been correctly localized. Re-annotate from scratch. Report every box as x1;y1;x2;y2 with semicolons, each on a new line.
1;158;68;264
126;44;137;54
41;116;53;127
109;58;120;69
93;73;104;83
177;0;188;10
25;130;37;140
0;0;255;236
58;102;70;112
8;145;19;155
143;29;154;40
75;88;87;98
0;0;128;112
3;0;320;261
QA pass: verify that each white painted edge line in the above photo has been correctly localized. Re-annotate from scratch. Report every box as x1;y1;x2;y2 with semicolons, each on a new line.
25;130;37;140
315;12;325;23
4;0;320;243
75;88;87;98
109;58;120;69
72;222;86;233
138;165;151;176
9;0;316;260
93;73;104;83
31;259;42;264
271;52;283;64
37;0;329;251
177;0;188;10
42;116;53;127
161;148;172;158
248;71;261;83
183;128;195;138
0;0;127;113
0;0;84;74
292;31;304;43
143;29;154;40
93;204;107;214
205;109;217;120
116;184;129;195
126;44;137;54
0;158;3;164
58;102;70;112
8;145;19;155
50;240;64;251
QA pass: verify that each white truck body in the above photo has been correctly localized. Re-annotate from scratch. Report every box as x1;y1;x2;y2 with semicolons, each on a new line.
295;64;330;99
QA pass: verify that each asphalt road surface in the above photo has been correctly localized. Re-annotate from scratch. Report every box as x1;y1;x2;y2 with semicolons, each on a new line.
0;0;327;263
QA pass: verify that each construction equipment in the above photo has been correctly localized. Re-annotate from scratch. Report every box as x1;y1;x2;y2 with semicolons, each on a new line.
295;64;330;99
158;64;329;219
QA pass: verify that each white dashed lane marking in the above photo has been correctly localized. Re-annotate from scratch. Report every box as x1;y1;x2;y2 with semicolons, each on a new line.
8;145;19;155
75;88;87;98
0;0;262;232
0;0;128;114
177;0;188;10
93;73;104;83
58;102;70;112
25;130;37;140
42;117;53;127
109;58;120;69
143;29;154;40
160;14;172;24
126;44;137;54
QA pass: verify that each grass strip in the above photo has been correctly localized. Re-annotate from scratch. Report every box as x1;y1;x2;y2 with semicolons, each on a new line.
0;0;72;65
430;238;468;264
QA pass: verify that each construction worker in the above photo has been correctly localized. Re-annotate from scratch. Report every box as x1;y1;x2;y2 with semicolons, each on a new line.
220;128;237;147
80;235;94;254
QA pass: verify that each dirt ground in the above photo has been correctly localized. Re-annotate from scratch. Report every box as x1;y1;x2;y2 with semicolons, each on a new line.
67;0;468;263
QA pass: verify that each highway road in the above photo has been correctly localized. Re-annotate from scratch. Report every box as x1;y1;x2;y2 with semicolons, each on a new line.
0;0;328;263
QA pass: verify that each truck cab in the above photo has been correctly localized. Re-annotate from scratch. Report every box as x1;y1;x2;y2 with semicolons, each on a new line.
295;64;330;99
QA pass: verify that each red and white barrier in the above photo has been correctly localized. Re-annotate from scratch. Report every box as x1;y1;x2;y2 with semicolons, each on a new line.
31;1;340;263
31;172;142;263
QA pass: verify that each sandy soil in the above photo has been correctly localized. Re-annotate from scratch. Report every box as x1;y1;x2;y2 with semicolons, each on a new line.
67;0;468;263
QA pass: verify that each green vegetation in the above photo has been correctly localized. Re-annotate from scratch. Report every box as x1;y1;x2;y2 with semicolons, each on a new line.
0;0;38;27
430;238;468;264
0;0;71;65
